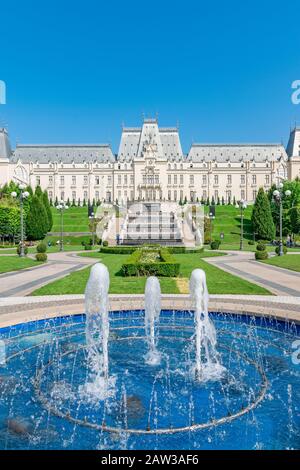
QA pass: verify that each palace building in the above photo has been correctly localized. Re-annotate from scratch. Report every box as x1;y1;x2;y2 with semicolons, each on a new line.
0;119;300;204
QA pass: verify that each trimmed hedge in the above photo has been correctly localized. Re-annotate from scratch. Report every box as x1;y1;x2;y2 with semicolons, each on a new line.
255;250;268;260
36;242;47;253
99;246;137;254
99;245;204;255
121;248;180;277
168;246;204;254
256;243;266;252
275;246;288;255
210;240;221;250
17;245;28;255
36;252;47;262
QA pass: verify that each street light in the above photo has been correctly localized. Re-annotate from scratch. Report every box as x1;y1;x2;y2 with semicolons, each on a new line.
273;186;291;256
56;200;69;251
208;211;215;244
238;199;247;251
11;184;30;257
89;211;96;247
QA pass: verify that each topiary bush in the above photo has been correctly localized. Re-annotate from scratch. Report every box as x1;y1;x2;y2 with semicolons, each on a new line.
36;242;47;253
17;245;28;255
210;240;221;250
255;250;268;260
102;240;108;247
36;253;47;262
256;243;266;252
275;246;288;255
248;240;255;245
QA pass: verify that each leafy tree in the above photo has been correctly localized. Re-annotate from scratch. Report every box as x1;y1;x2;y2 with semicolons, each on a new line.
26;195;49;241
0;203;21;243
252;187;275;240
222;196;225;205
268;178;300;236
43;190;53;231
290;206;300;236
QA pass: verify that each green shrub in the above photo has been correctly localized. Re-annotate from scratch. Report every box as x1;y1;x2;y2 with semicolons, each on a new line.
248;240;255;245
102;240;108;247
121;248;180;277
256;243;266;252
275;245;288;255
210;240;221;250
36;252;47;262
99;246;136;254
255;250;268;260
36;242;47;253
17;245;28;255
168;246;204;254
84;244;92;251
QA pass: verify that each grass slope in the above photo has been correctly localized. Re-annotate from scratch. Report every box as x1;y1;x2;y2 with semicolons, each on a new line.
31;251;270;296
50;206;90;232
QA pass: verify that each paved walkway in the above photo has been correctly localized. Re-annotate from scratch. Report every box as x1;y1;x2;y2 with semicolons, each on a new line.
0;251;97;297
204;251;300;296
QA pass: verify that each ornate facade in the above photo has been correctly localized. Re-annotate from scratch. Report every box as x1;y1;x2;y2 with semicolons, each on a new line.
1;119;300;204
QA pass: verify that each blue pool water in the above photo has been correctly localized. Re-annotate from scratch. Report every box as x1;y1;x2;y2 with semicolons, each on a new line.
0;310;299;450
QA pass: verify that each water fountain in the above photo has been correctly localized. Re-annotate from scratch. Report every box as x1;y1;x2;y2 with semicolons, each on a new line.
189;269;225;381
80;263;115;401
0;263;299;450
144;276;161;365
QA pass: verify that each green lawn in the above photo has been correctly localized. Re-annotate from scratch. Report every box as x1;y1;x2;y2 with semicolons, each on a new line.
0;255;42;274
204;204;254;246
262;255;300;273
31;251;271;296
50;206;90;232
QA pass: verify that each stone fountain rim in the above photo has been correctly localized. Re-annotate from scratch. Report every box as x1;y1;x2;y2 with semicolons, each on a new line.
0;294;299;329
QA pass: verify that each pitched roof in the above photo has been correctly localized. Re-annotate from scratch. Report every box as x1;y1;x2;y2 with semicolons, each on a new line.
10;144;115;164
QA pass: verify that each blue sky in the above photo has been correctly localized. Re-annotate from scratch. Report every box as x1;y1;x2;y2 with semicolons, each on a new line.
1;0;300;152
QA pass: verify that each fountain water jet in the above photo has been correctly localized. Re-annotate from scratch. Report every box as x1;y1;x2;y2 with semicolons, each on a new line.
144;276;161;365
189;269;225;381
81;263;115;401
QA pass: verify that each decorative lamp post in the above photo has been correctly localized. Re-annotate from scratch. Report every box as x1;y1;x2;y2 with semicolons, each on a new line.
273;184;291;256
89;211;96;247
56;201;69;251
209;211;215;244
11;184;30;257
238;199;247;251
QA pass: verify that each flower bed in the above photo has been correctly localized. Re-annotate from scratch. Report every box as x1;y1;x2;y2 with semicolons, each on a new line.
120;247;180;277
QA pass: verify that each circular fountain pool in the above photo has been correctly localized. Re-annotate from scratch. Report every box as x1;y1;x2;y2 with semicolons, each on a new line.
0;310;299;450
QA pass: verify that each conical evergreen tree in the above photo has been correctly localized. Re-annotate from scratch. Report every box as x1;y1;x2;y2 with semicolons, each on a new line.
35;185;43;200
26;195;49;241
43;190;53;231
251;187;275;240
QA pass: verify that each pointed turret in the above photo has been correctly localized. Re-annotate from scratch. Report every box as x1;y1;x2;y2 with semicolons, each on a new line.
286;127;300;180
0;128;11;161
0;128;11;187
